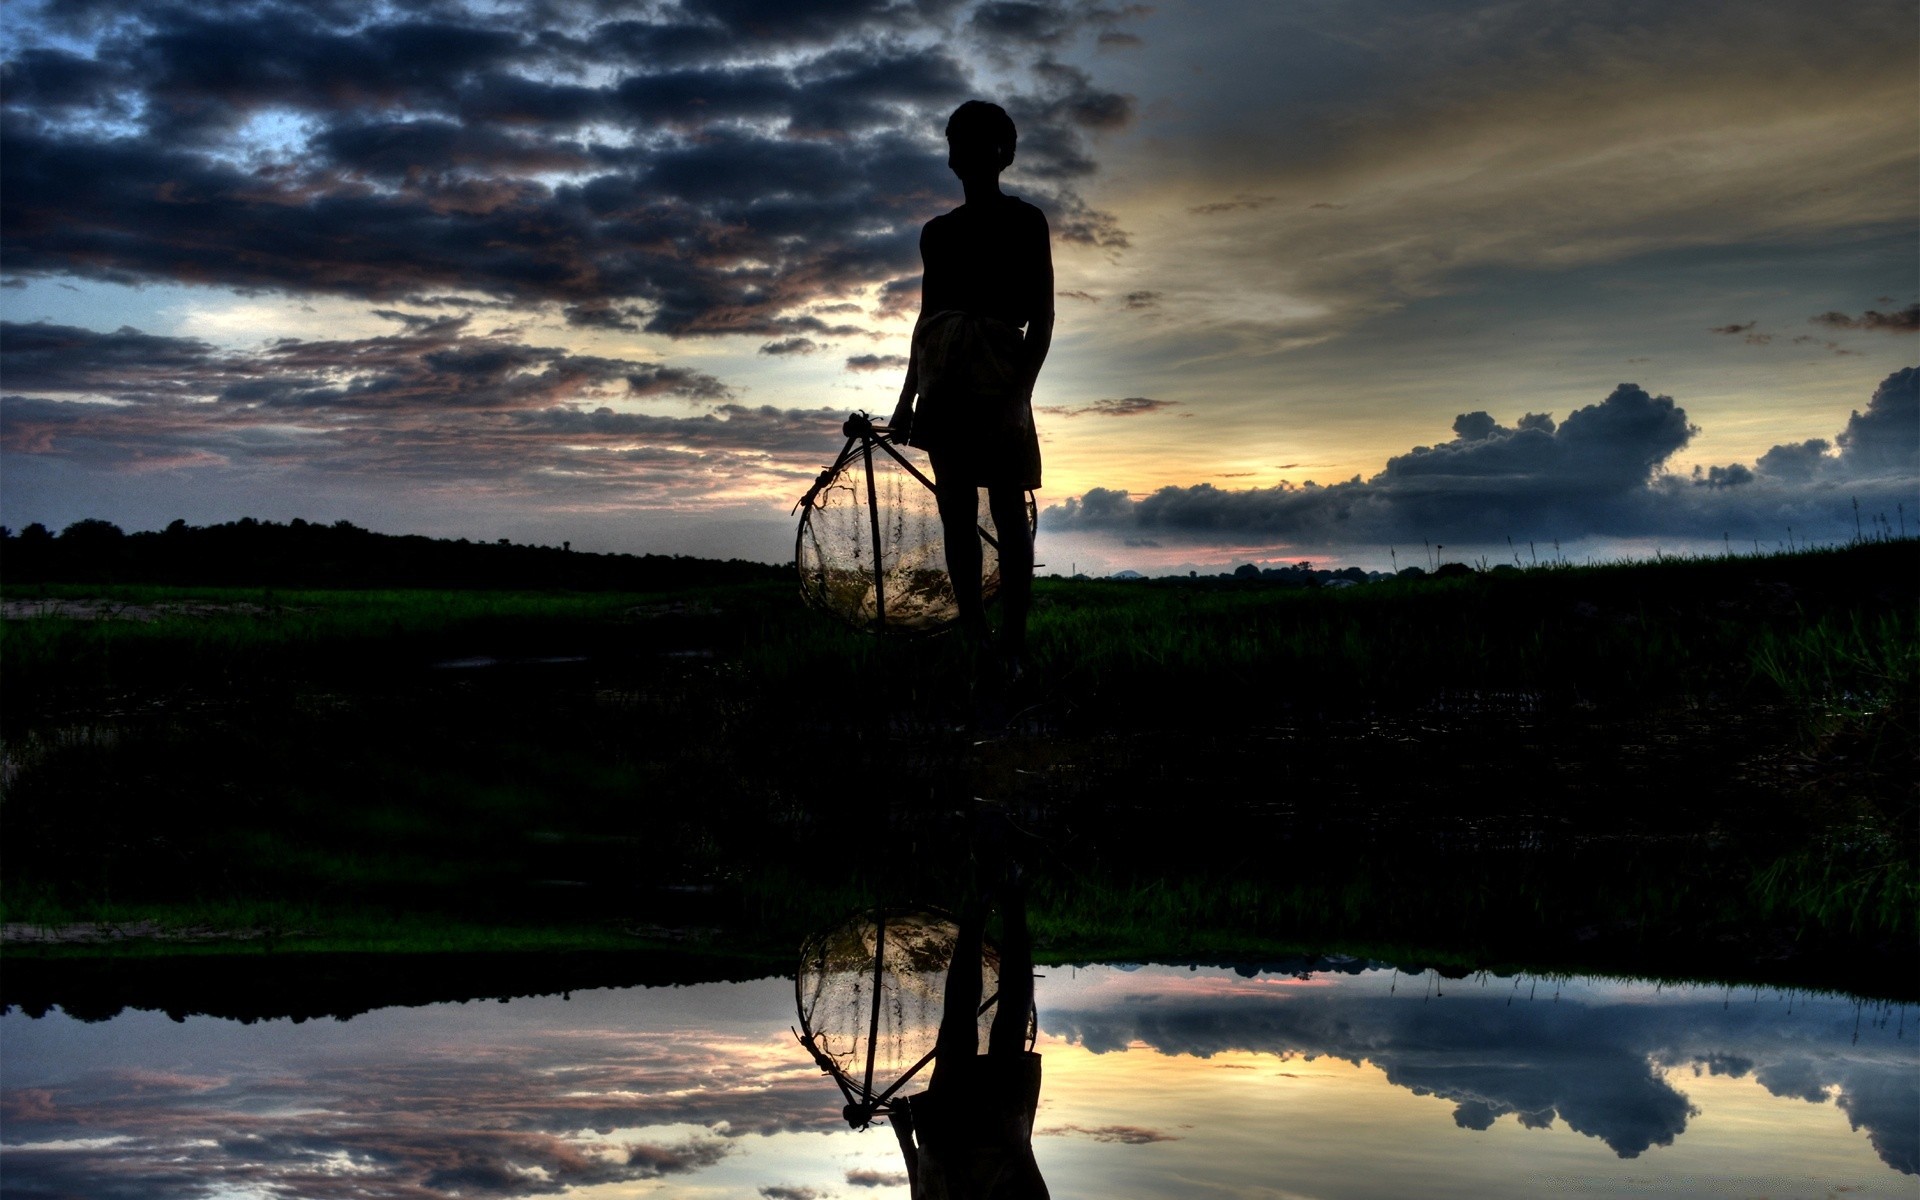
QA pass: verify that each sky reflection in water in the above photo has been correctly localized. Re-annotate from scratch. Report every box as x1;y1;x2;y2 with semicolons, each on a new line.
2;965;1913;1199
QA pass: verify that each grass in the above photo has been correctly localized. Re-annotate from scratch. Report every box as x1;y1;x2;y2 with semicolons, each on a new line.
2;541;1914;999
7;541;1913;717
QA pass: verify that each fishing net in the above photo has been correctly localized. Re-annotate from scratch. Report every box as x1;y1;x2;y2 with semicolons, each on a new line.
794;908;1035;1125
794;414;1035;634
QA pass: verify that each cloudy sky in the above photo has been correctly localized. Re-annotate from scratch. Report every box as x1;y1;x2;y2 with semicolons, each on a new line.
2;0;1914;571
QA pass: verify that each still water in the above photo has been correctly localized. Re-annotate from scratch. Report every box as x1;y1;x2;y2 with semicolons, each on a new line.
3;963;1914;1198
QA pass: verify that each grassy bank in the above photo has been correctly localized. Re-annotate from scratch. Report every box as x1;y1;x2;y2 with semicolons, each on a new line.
3;541;1914;997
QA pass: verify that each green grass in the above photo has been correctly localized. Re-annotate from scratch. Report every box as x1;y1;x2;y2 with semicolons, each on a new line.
3;542;1914;992
7;542;1914;720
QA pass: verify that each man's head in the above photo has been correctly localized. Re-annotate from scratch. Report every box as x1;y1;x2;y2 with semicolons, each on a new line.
945;100;1016;178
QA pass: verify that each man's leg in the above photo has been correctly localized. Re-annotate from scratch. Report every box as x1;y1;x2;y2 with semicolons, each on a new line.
987;485;1033;664
929;452;989;642
988;881;1033;1059
930;899;987;1091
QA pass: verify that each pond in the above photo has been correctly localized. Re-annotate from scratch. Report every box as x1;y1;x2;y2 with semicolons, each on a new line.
3;961;1913;1198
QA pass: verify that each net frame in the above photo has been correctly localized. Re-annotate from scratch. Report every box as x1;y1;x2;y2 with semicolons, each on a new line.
794;412;1036;635
793;905;1038;1128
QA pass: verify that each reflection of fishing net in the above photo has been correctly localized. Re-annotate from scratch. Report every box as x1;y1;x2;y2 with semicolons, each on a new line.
794;414;1035;634
794;908;1035;1127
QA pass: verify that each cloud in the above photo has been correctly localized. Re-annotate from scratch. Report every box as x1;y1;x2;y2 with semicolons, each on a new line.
844;353;908;371
1708;322;1775;346
759;1187;823;1200
1037;1123;1180;1143
1045;372;1920;548
563;304;645;333
873;276;923;320
0;1024;850;1200
1088;0;1915;355
1040;396;1179;417
1811;305;1920;333
970;2;1081;46
0;0;1144;337
1189;196;1277;215
759;337;822;356
846;1167;910;1187
1044;970;1917;1168
0;320;852;506
1123;290;1161;309
1831;365;1919;474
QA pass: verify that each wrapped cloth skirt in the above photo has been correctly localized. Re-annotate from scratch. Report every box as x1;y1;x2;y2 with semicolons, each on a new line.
910;310;1042;491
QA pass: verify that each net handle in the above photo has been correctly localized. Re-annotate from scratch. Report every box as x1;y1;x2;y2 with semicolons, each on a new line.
862;438;888;629
866;432;1006;554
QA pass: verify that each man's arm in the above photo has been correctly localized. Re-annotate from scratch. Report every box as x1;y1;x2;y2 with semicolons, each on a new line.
1020;209;1054;396
890;309;924;433
890;1107;920;1191
890;226;932;433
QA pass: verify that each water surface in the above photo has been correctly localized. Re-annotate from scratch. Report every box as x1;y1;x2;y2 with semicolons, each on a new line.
3;963;1913;1198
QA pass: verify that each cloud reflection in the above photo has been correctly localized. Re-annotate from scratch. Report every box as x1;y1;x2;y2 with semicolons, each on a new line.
2;969;1913;1199
0;1029;836;1199
1043;969;1918;1171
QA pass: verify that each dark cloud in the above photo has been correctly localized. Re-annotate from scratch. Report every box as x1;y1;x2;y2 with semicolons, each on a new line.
1731;368;1917;485
562;304;645;333
1123;290;1160;309
0;320;855;505
759;1187;823;1200
1189;195;1277;215
759;337;822;355
874;276;922;319
844;353;909;371
1811;305;1920;333
1693;462;1753;487
1;0;1143;336
1044;971;1917;1168
1787;335;1856;355
1709;321;1774;346
971;1;1079;44
1040;396;1178;417
1830;365;1919;475
1037;1123;1179;1143
846;1167;910;1186
1754;438;1832;482
1046;374;1920;547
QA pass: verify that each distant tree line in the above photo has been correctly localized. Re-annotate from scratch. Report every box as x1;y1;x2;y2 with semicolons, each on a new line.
1069;561;1416;586
0;518;786;591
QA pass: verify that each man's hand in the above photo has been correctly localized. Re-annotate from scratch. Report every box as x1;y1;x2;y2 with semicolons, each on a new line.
888;397;914;440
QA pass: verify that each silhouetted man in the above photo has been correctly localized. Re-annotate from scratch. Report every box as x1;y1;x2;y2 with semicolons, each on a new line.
890;100;1054;673
889;872;1048;1199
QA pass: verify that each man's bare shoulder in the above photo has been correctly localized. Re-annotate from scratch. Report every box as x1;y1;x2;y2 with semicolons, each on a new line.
922;207;965;237
1003;195;1050;234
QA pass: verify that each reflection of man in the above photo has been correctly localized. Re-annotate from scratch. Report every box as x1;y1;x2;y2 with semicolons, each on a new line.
889;875;1047;1199
889;99;1053;674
